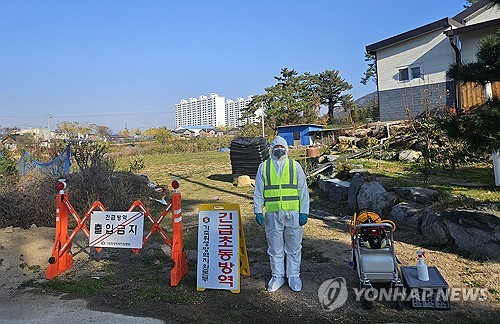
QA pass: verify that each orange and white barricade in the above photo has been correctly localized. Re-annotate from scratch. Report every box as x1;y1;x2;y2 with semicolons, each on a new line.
46;179;188;286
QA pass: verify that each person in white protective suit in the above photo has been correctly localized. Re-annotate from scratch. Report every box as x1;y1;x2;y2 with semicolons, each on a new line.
254;136;310;292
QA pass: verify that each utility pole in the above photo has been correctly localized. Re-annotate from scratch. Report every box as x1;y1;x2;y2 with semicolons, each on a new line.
46;114;52;143
260;103;265;138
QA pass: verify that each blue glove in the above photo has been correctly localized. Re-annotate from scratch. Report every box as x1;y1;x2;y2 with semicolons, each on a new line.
299;213;308;226
255;213;264;226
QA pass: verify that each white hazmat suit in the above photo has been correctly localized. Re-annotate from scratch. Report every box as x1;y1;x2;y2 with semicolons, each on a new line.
254;136;310;292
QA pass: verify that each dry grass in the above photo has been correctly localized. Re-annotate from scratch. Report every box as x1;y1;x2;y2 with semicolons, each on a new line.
0;172;56;228
0;166;164;229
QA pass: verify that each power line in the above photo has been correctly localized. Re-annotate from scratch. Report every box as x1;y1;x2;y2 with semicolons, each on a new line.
58;111;173;117
0;110;174;118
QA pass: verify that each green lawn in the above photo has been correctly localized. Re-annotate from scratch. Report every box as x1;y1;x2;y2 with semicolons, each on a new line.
349;157;500;207
114;148;499;216
115;150;257;250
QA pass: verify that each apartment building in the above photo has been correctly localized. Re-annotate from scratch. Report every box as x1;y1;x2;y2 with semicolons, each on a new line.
225;96;256;128
174;93;226;128
175;93;257;128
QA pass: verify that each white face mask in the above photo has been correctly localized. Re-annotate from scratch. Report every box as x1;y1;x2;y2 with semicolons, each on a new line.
273;148;286;159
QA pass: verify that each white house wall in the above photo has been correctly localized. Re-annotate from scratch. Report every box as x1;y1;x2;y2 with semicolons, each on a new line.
460;25;500;62
459;3;500;63
465;3;500;25
376;30;455;92
372;2;500;122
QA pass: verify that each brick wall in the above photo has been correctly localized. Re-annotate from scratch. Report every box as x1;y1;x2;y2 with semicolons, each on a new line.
379;81;455;121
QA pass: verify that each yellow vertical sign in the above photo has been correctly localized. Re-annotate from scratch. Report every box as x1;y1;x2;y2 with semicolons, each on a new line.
196;204;250;293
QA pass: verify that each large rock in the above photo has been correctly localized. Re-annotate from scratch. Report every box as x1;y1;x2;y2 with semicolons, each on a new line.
349;169;370;178
398;149;422;163
389;202;424;231
369;125;388;139
389;123;409;137
326;179;350;202
393;187;439;204
420;209;452;245
317;176;349;203
386;192;400;209
440;209;500;259
357;182;391;215
347;173;365;210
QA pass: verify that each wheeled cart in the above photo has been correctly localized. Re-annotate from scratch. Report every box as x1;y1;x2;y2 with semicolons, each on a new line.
350;212;404;309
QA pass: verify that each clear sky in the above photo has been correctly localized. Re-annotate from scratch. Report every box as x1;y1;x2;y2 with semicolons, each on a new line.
0;0;467;133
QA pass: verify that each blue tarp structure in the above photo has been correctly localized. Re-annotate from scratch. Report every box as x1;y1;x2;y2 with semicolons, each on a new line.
16;144;71;177
277;124;324;146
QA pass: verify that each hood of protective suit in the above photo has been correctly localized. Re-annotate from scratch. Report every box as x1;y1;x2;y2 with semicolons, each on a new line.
270;136;289;161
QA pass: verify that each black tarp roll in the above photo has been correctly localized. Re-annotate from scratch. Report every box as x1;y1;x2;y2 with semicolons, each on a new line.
229;137;269;179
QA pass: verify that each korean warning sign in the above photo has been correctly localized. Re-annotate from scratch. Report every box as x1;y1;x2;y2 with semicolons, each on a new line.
197;204;241;293
89;211;144;249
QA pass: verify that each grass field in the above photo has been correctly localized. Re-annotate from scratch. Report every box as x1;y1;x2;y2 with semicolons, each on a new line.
114;148;499;217
115;150;259;250
349;157;500;208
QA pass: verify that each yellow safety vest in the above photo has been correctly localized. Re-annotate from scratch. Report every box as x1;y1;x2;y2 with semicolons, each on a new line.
263;158;300;212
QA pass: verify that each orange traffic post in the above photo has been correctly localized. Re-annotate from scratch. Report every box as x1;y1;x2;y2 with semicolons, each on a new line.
46;180;73;280
170;190;188;286
46;181;106;280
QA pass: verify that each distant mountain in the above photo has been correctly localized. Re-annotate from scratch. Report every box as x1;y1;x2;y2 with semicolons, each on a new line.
354;91;377;107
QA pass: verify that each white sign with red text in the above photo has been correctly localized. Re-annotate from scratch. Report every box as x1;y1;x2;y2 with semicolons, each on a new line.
196;204;240;293
89;211;144;249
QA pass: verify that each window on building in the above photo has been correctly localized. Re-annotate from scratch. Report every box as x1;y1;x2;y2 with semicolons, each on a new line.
398;64;423;82
411;66;421;79
398;68;409;81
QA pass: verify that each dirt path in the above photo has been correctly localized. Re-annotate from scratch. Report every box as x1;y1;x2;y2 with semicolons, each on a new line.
0;151;499;323
1;222;499;323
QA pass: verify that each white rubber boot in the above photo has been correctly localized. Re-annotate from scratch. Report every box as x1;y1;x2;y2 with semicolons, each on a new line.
267;276;285;292
288;276;302;292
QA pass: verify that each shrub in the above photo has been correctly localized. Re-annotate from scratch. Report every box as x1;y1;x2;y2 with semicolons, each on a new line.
440;99;500;154
128;155;145;173
0;166;166;229
0;172;58;228
0;149;17;184
65;166;166;214
72;140;108;170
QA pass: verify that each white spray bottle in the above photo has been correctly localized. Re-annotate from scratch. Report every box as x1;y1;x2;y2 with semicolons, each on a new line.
416;250;429;281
